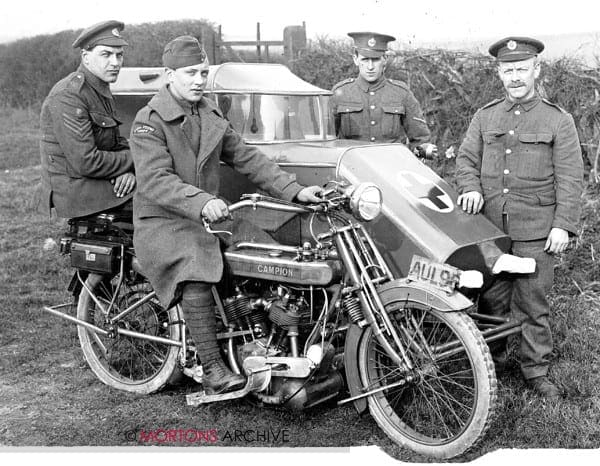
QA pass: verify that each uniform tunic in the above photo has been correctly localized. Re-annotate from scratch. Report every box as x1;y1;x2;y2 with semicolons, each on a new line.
330;75;431;147
39;64;133;218
456;94;584;379
130;85;304;308
456;94;583;240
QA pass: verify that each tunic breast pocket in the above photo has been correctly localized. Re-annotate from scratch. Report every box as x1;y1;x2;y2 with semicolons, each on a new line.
89;112;119;150
517;133;554;179
381;104;405;139
481;130;506;179
336;103;364;138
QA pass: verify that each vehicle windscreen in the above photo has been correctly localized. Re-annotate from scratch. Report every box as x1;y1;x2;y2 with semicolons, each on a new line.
214;94;335;143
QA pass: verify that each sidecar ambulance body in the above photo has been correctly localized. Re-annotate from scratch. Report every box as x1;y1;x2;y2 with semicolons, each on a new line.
111;63;510;283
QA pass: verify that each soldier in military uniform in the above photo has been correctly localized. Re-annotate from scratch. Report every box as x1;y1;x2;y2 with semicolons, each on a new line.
456;37;584;398
40;20;135;218
130;36;323;394
331;31;436;156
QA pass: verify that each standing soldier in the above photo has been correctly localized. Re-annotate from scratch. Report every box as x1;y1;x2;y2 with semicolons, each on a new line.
39;20;135;218
331;31;436;156
456;37;584;398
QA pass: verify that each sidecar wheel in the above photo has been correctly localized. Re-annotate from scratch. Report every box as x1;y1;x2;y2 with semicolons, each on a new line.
77;273;183;394
358;291;497;459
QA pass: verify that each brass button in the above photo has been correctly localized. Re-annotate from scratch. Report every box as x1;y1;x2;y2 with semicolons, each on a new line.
505;149;512;154
509;130;515;135
515;110;521;115
504;169;510;174
370;105;375;110
369;91;375;96
371;121;376;125
503;188;509;194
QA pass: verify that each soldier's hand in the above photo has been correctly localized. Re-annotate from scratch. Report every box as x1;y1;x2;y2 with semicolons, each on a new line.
111;172;136;197
544;227;569;254
202;198;230;223
457;191;484;214
414;143;438;159
296;185;324;203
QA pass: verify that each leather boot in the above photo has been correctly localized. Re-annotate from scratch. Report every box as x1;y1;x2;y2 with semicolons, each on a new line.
202;359;246;394
181;282;245;394
526;376;561;399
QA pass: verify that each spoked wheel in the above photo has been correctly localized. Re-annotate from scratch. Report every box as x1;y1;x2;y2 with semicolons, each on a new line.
77;273;182;394
358;287;497;459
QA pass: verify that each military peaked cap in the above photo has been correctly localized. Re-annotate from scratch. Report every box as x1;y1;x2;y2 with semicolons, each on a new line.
72;20;128;49
348;31;396;58
489;36;544;62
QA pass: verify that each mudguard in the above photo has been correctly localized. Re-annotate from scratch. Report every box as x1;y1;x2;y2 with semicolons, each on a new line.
343;279;474;414
344;323;368;414
376;278;474;312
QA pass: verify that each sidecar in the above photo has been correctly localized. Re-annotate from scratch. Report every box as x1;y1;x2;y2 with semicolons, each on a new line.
112;62;510;286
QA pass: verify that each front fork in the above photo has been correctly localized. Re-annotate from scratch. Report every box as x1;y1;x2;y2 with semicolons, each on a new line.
333;226;415;371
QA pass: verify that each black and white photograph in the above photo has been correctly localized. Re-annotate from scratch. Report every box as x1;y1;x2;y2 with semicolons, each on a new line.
1;0;600;463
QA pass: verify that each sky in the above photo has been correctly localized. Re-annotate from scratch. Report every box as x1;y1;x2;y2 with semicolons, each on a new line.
2;0;600;45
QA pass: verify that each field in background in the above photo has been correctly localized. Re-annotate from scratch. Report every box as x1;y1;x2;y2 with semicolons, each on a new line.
2;106;600;461
0;106;40;170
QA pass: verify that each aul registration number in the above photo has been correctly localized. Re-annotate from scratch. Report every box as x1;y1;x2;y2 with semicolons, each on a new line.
407;255;461;293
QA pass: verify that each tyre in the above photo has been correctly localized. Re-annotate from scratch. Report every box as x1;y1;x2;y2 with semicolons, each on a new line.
358;286;497;459
77;273;183;394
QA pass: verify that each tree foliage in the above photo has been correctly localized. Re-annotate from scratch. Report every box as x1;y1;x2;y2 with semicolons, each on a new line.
290;38;600;172
0;20;215;107
1;28;599;170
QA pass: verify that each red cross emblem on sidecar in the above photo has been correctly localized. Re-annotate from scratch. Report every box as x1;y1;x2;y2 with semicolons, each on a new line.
396;171;454;213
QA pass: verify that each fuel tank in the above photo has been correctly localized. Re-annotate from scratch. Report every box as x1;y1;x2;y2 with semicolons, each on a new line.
224;248;342;285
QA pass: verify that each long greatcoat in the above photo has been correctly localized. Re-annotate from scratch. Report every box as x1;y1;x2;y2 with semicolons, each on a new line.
130;86;303;308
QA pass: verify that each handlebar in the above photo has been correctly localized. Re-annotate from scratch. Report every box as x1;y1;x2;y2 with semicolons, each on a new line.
227;194;320;215
202;193;328;235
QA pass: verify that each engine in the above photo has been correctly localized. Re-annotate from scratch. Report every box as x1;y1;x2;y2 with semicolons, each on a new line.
222;283;313;358
217;280;345;409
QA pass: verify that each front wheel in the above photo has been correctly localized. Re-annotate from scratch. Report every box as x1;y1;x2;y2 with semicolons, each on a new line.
358;288;497;459
77;273;182;394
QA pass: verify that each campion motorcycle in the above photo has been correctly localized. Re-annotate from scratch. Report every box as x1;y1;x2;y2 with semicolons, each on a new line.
44;177;530;459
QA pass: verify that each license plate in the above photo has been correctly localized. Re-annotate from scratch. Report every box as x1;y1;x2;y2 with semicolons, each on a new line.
407;255;461;293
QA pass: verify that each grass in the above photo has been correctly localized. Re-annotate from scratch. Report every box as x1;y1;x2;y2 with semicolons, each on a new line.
0;106;40;171
2;106;600;462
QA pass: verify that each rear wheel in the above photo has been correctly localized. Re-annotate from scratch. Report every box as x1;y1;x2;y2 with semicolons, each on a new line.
358;288;497;459
77;273;182;394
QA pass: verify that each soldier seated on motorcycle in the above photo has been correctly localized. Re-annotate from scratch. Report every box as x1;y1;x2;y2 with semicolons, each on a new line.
129;36;323;394
39;20;136;221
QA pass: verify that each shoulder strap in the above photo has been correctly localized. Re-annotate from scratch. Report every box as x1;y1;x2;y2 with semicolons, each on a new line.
332;77;355;91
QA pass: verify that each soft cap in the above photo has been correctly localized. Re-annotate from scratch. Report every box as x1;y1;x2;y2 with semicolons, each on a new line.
162;36;207;69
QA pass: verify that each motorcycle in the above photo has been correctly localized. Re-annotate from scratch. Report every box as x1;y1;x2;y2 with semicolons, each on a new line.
43;179;524;459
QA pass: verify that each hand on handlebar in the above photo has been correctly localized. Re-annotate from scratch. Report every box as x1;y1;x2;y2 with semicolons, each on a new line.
202;198;230;223
296;185;324;203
